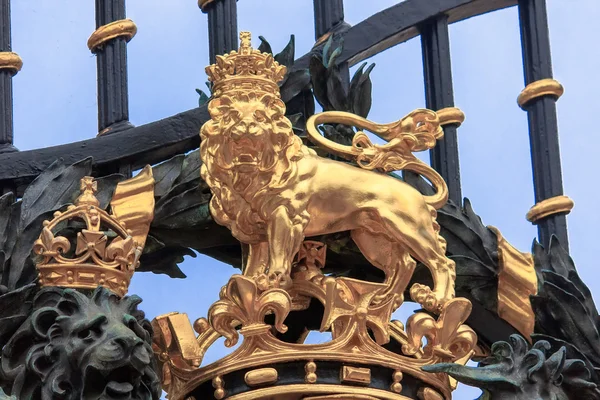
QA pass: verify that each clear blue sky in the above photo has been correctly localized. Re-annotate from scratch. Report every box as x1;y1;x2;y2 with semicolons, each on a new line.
11;1;600;398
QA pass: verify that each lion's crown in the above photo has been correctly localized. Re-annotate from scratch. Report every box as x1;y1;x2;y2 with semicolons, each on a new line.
205;31;287;97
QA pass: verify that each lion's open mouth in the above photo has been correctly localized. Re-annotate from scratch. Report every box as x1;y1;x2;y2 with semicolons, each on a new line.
234;153;258;165
84;364;144;399
233;153;261;174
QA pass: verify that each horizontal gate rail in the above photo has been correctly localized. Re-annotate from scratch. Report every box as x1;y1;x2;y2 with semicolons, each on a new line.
0;107;207;194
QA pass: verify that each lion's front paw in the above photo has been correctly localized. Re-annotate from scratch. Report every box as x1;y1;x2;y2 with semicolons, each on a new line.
255;274;270;291
410;283;440;313
268;271;293;289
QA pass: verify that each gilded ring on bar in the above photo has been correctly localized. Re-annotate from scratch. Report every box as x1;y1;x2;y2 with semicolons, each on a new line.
88;19;137;53
0;52;23;75
517;78;564;108
526;195;574;223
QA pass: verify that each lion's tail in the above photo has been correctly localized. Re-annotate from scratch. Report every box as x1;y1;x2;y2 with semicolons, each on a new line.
305;111;450;210
404;160;449;210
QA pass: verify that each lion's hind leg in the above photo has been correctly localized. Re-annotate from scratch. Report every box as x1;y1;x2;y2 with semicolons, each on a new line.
371;209;455;313
351;229;416;309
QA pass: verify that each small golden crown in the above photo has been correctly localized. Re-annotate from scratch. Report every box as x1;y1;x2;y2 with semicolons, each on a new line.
34;176;141;297
153;241;478;400
205;31;287;97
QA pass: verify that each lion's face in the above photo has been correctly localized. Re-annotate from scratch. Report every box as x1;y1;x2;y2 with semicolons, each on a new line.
205;93;294;175
200;91;303;240
225;100;271;173
1;287;160;400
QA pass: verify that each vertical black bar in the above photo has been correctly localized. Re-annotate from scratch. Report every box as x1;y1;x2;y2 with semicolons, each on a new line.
420;15;461;204
518;0;568;250
313;0;344;41
95;0;133;135
205;0;238;64
0;0;17;154
312;0;349;89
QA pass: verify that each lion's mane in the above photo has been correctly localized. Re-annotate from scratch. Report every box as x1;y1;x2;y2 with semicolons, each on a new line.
0;287;161;400
200;91;304;242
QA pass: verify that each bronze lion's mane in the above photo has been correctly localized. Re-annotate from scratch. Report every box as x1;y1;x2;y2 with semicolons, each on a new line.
0;287;161;400
200;91;304;243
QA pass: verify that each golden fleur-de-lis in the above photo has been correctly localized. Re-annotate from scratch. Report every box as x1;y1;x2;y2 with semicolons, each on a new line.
33;226;71;260
105;236;135;265
403;298;477;363
208;275;291;347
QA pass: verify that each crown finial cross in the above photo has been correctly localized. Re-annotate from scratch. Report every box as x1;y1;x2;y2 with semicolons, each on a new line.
75;176;100;207
239;31;252;54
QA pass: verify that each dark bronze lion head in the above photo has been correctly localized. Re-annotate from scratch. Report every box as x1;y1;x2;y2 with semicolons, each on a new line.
1;287;161;400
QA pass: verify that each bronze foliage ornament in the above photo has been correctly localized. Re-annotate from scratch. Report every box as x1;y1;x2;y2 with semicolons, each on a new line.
425;334;600;400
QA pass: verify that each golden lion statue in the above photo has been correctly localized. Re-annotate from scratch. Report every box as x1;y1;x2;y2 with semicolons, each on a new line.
200;32;458;312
